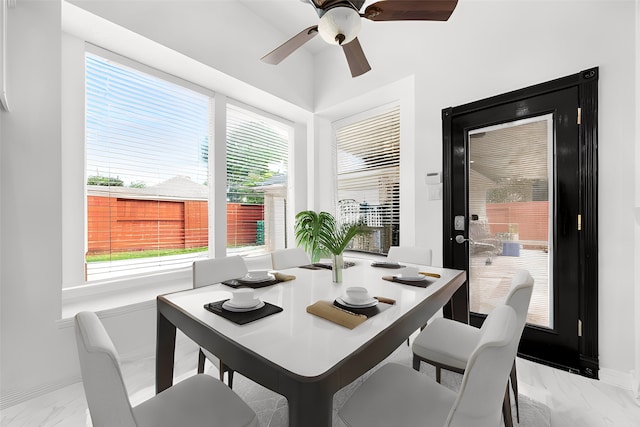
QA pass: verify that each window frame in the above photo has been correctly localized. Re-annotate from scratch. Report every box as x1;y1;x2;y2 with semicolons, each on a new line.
83;48;215;283
62;44;295;305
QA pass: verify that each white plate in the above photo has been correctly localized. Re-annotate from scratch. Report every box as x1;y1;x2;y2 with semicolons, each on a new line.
395;274;426;281
336;296;378;308
238;274;275;283
225;298;261;309
222;300;265;312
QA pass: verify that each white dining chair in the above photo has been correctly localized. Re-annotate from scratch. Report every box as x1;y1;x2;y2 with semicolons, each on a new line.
386;245;433;266
74;311;258;427
193;255;249;387
338;304;521;427
412;269;534;425
270;247;311;270
243;253;273;270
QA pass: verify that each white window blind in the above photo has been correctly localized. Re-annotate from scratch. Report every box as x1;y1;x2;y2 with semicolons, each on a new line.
336;106;400;254
85;52;211;282
226;104;289;255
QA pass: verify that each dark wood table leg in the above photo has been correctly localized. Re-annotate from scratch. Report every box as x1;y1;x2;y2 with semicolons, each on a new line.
286;382;333;427
156;311;176;394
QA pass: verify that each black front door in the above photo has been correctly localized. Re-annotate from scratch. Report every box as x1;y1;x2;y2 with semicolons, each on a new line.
442;69;599;378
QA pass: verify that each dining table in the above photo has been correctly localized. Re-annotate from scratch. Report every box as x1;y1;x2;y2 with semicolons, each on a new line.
156;257;466;427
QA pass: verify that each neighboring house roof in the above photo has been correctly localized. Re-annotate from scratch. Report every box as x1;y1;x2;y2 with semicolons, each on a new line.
255;173;287;194
87;176;208;201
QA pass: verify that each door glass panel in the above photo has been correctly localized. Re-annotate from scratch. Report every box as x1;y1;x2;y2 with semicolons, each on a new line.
468;115;553;328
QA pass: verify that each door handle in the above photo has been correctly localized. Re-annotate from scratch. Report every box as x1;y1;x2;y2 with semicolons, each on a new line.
455;235;472;244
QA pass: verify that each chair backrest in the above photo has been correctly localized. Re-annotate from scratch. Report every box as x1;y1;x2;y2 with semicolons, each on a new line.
480;269;534;335
243;253;273;270
386;246;432;266
271;247;310;270
75;311;137;427
193;256;248;289
446;305;520;427
504;269;535;331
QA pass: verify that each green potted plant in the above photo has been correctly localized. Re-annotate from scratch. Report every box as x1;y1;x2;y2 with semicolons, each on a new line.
294;210;364;282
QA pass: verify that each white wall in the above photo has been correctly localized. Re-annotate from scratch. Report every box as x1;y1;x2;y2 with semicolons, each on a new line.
0;0;72;404
314;0;638;384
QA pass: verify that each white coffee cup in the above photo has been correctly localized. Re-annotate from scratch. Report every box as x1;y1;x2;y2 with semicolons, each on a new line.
230;288;257;307
397;266;420;278
345;286;371;304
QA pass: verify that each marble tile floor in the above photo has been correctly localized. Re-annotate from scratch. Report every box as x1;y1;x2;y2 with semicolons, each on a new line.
2;338;639;427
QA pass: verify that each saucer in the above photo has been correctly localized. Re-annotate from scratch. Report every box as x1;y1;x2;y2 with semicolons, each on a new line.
238;273;275;283
222;300;265;312
225;298;262;309
337;296;378;308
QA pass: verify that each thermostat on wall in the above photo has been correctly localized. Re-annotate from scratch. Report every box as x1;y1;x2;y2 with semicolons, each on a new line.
425;172;441;185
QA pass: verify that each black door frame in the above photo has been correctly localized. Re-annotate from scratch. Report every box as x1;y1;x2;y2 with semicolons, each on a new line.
441;68;599;379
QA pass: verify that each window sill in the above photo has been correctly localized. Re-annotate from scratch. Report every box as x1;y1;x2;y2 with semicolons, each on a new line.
59;268;192;328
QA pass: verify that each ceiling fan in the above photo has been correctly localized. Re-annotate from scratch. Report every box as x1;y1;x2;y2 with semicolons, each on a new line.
261;0;459;78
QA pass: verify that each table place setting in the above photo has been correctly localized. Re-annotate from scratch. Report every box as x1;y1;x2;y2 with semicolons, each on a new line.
382;266;439;288
204;288;283;325
306;286;396;329
370;261;405;269
221;270;296;289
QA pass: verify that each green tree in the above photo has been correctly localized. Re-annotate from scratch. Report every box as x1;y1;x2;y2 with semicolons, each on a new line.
201;120;287;204
87;175;124;186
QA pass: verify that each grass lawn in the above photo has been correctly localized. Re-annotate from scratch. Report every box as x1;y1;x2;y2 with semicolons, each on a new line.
86;247;208;262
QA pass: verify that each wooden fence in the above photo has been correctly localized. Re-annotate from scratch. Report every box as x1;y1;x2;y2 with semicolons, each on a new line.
87;195;263;255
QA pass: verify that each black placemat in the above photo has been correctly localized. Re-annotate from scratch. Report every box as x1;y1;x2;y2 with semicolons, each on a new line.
204;300;283;325
382;275;434;288
308;261;356;270
298;264;324;270
221;278;283;289
333;299;393;318
370;262;405;269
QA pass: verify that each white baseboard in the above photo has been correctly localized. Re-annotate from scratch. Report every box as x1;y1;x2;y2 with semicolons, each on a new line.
599;367;635;391
0;375;82;410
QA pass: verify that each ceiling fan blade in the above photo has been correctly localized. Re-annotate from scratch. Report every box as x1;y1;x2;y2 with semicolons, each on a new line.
261;25;319;65
364;0;458;21
342;37;371;77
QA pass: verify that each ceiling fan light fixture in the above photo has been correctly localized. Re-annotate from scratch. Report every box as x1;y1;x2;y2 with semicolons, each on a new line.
318;7;361;45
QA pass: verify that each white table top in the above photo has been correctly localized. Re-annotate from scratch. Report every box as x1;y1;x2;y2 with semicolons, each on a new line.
160;260;465;378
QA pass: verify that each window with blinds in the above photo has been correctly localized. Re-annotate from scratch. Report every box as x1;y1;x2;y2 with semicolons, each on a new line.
226;104;289;255
336;106;400;254
85;52;211;281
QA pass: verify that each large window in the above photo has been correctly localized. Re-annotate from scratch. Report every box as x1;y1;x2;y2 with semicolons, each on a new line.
335;105;400;254
226;104;290;256
85;52;212;281
83;52;291;283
